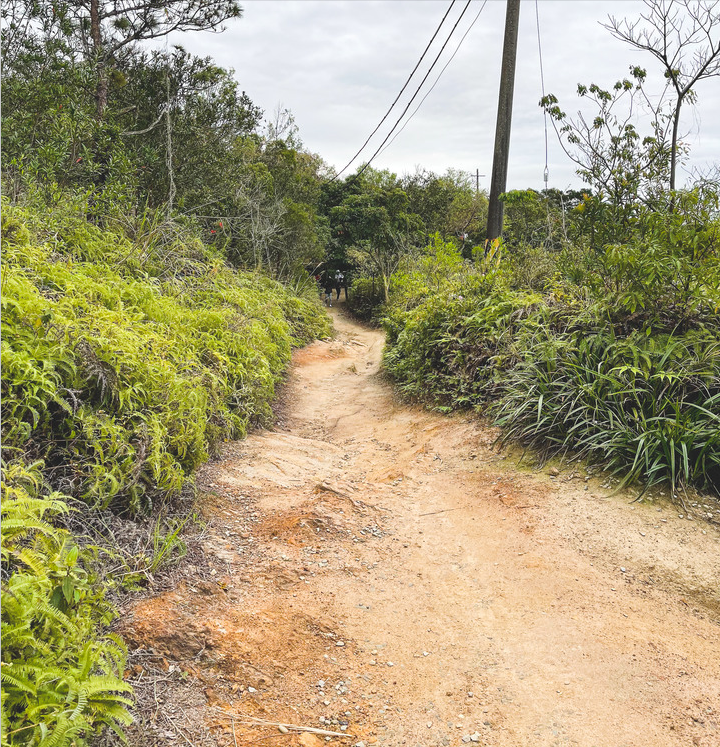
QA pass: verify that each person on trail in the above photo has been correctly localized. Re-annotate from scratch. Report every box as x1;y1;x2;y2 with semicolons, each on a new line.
323;275;334;307
334;271;344;301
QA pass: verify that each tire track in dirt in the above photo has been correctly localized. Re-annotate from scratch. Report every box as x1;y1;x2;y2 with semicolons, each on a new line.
119;304;720;747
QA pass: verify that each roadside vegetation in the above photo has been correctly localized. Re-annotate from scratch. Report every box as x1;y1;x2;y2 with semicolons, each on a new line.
382;189;720;493
2;1;332;741
1;199;329;746
1;0;718;744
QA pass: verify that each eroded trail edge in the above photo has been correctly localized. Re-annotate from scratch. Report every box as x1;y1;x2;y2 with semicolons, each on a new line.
121;307;720;747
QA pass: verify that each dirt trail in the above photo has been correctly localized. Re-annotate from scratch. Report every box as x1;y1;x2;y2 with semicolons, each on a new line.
122;305;720;747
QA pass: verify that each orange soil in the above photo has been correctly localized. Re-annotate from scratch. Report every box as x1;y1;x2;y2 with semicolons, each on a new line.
121;304;720;747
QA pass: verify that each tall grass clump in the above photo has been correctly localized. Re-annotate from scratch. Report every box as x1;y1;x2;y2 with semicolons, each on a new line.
493;327;720;492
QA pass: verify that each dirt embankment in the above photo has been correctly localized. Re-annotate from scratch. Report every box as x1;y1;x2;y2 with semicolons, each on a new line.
119;304;720;747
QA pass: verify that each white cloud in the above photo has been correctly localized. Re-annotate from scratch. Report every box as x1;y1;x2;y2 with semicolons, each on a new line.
154;0;720;189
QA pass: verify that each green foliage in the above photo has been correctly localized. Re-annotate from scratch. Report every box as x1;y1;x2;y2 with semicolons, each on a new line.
400;168;488;247
326;169;423;301
384;286;539;411
346;276;386;323
541;66;674;219
493;328;720;492
2;30;330;278
1;200;330;512
565;188;720;332
381;197;720;493
1;462;133;746
382;236;539;410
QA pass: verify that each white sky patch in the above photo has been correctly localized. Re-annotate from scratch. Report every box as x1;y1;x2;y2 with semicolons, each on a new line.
150;0;720;190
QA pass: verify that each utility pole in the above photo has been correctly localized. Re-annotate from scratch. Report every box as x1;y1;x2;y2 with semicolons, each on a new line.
474;169;486;193
486;0;521;242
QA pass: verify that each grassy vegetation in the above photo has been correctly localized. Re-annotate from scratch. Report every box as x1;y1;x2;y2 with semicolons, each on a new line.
1;196;330;745
381;200;720;494
2;199;330;512
1;463;133;747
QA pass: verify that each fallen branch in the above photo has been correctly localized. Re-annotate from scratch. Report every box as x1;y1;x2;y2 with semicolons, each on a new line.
419;506;466;517
211;708;354;738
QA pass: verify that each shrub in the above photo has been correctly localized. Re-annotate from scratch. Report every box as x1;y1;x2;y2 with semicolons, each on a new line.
1;462;133;747
379;218;720;492
1;202;330;512
383;283;542;411
346;276;386;323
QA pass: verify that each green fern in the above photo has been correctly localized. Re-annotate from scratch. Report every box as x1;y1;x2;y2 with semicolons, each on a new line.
1;464;133;747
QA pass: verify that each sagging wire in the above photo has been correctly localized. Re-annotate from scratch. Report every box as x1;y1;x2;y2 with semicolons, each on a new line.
535;0;552;244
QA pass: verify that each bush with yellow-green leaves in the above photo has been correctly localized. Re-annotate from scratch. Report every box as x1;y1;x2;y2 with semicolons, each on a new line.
1;199;330;745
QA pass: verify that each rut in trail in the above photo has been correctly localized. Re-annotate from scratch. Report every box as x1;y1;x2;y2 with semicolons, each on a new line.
120;304;720;747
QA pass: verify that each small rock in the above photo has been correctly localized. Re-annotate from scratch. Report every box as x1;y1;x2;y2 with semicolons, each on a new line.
278;725;289;734
549;467;560;476
462;737;472;744
470;734;481;743
247;687;257;693
336;641;345;647
386;661;394;667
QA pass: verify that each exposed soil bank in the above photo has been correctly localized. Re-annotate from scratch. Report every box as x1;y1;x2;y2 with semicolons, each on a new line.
119;303;720;747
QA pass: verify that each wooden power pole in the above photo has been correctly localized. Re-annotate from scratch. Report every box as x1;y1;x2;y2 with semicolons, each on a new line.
486;0;521;242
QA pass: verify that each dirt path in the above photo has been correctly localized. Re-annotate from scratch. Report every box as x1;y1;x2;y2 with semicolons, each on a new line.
121;305;720;747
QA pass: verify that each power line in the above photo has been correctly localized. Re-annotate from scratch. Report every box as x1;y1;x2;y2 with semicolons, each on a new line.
535;0;553;243
330;0;458;182
354;0;473;180
377;0;488;160
535;0;549;188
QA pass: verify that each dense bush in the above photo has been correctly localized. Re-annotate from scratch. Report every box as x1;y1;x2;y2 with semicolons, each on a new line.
384;287;541;410
381;210;720;493
346;276;386;323
0;197;331;744
1;200;331;513
1;462;132;747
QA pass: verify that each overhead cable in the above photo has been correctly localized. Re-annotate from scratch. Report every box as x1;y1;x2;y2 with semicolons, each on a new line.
354;0;473;180
330;0;458;181
535;0;549;187
377;0;488;159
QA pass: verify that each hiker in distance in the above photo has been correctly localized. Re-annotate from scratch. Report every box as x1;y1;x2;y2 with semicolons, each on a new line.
334;270;345;301
324;275;334;307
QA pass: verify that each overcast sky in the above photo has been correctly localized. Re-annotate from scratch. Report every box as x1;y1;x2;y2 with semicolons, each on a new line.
157;0;720;191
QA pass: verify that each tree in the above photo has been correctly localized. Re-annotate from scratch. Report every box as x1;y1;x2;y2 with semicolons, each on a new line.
605;0;720;192
330;177;421;302
401;168;487;249
115;47;262;209
541;66;674;243
3;0;242;118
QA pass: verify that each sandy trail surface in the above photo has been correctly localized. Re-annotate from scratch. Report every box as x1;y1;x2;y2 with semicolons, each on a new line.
121;305;720;747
